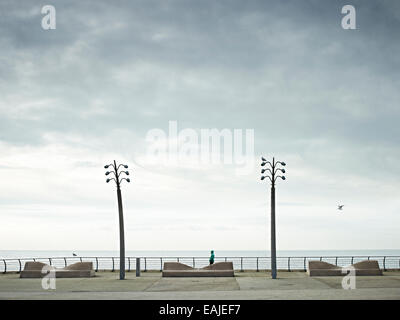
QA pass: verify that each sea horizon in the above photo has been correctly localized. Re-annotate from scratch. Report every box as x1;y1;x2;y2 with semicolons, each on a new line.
1;249;399;259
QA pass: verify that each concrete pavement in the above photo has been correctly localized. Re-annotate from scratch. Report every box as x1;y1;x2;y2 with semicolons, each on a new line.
0;271;399;300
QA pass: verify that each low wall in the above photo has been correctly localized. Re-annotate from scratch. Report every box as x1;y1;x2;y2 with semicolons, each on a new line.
20;262;95;278
162;262;234;277
307;260;382;276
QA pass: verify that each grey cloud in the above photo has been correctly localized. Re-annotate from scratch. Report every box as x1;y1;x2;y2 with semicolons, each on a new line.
1;0;399;249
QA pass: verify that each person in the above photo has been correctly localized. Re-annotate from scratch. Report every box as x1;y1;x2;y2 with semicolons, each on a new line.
209;250;215;265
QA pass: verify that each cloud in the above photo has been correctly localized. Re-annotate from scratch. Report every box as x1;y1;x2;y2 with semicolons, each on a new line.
0;0;399;250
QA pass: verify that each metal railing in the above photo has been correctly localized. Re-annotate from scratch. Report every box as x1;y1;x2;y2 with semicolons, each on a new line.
1;255;399;274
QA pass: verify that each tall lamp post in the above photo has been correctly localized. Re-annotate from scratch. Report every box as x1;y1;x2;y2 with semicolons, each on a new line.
104;160;130;280
261;156;286;279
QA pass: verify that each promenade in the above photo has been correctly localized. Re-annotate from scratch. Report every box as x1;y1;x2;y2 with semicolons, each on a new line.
1;271;400;300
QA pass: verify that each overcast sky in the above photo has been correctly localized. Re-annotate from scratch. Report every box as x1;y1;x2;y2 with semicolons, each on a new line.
1;0;399;252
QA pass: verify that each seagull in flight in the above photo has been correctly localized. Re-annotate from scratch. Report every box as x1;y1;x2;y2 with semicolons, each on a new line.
338;205;344;211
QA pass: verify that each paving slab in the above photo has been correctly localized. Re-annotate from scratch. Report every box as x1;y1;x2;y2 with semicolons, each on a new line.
146;277;239;292
0;271;399;300
236;274;331;290
312;274;400;289
0;272;160;292
0;288;400;300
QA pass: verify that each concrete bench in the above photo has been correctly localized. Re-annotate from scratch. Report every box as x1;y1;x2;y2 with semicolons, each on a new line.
162;262;234;277
307;260;382;276
20;261;95;278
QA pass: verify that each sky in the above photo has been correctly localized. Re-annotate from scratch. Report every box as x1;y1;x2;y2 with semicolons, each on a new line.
0;0;399;252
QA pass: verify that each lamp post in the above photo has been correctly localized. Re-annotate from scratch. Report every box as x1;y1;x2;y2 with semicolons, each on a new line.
261;156;286;279
104;160;131;280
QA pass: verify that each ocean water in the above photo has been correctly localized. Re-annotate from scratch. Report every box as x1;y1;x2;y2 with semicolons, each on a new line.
1;249;399;272
1;249;399;259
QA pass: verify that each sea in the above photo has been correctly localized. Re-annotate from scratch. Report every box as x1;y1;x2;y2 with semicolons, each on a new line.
1;249;399;272
1;249;399;259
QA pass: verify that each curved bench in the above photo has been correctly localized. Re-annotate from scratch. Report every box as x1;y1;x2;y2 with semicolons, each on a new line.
162;262;234;277
20;261;95;278
307;260;382;276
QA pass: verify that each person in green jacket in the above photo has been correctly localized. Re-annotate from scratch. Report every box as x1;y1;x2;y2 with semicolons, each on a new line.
209;250;215;265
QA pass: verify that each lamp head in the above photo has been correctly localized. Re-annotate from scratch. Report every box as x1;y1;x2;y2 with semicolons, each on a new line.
261;176;265;180
105;171;110;176
124;165;128;169
261;162;266;166
104;165;109;169
282;176;286;180
281;162;286;166
281;169;286;173
127;178;131;183
261;169;266;174
125;171;129;175
106;178;110;183
261;157;266;161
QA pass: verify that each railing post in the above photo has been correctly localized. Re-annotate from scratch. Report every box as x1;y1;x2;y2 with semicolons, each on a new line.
240;257;243;272
49;258;52;266
18;259;22;273
288;257;291;272
319;257;322;261
256;258;259;272
64;257;67;267
3;260;6;274
351;257;354;265
160;258;163;272
193;257;195;268
304;257;307;272
33;258;36;262
335;257;338;266
95;257;99;272
128;257;131;272
80;257;82;262
136;258;140;277
177;257;179;262
225;257;227;262
112;257;115;272
383;257;386;271
368;256;370;260
144;258;147;272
